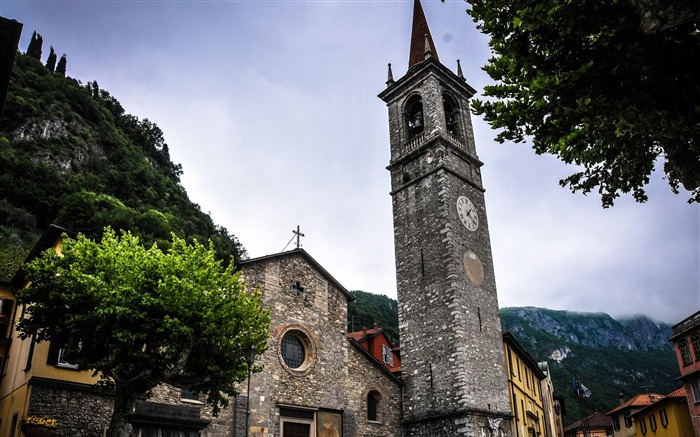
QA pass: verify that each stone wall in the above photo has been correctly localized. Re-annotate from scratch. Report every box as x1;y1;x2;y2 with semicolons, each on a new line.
27;382;113;437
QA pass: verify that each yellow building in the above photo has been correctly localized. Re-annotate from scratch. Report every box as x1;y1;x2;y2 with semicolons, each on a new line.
503;331;548;437
607;393;662;437
632;387;694;437
0;225;109;437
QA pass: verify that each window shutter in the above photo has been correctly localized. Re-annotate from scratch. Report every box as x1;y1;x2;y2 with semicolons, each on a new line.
46;342;59;365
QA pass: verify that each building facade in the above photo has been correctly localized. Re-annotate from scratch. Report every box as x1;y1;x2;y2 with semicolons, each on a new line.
538;362;564;437
378;0;512;435
631;388;694;437
502;331;547;437
669;310;700;437
347;324;401;375
606;393;663;437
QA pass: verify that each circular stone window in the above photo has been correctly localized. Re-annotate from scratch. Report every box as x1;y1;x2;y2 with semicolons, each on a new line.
279;328;315;373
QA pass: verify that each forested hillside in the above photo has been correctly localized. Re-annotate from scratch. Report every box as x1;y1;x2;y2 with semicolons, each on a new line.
346;291;680;426
1;49;245;279
347;290;399;345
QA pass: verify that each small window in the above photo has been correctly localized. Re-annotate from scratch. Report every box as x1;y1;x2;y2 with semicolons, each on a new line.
639;417;647;435
624;412;633;428
692;333;700;361
613;415;621;431
57;347;79;369
692;378;700;403
10;414;17;437
660;409;668;427
649;414;657;431
680;339;693;366
381;344;394;366
367;391;380;421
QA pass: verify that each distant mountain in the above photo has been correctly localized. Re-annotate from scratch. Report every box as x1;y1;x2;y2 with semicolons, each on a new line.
345;293;680;426
498;307;678;425
1;50;245;280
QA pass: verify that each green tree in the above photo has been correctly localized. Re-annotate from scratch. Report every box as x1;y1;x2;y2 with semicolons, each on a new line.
45;45;57;72
55;54;67;76
465;0;700;206
18;228;270;437
26;31;43;60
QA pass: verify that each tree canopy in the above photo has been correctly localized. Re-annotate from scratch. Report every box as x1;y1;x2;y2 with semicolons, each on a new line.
18;228;271;437
465;0;699;206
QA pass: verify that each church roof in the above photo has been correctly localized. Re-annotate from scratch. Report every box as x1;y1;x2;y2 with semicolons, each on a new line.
239;248;355;301
408;0;440;69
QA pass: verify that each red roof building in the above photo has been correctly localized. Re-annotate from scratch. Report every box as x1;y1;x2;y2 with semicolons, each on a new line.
347;324;401;374
607;393;663;437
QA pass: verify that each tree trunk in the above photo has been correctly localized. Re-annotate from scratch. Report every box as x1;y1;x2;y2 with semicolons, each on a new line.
106;384;138;437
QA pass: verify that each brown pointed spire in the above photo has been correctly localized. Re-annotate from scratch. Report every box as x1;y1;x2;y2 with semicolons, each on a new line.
386;63;395;86
408;0;440;69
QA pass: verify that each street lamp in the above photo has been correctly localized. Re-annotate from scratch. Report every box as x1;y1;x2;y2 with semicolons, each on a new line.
244;345;257;437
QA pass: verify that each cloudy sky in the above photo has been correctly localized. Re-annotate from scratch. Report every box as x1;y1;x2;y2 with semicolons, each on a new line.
3;0;698;324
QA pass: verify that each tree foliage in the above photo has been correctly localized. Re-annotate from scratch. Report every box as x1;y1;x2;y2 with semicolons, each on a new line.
26;31;43;60
465;0;700;206
18;228;271;437
45;46;57;73
347;290;399;345
55;53;67;76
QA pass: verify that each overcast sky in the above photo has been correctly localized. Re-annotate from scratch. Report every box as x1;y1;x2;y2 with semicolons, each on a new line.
3;0;698;324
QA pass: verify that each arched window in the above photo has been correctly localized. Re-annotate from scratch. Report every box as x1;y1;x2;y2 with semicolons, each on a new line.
443;93;460;135
692;333;700;361
367;390;381;421
680;339;693;366
405;95;424;138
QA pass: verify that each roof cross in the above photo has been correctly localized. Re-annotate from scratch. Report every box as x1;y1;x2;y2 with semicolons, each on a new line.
293;225;305;249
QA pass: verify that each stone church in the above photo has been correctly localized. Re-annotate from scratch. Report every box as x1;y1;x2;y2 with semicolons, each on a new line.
0;1;514;436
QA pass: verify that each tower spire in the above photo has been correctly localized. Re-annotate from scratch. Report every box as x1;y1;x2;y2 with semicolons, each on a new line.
408;0;440;69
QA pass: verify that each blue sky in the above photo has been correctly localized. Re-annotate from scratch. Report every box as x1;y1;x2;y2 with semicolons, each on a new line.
2;0;698;324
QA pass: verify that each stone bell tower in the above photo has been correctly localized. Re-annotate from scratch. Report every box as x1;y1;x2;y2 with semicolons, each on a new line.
378;1;512;435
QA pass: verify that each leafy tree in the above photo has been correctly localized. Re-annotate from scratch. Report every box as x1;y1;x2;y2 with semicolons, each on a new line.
26;31;43;60
17;228;271;437
45;46;57;72
465;0;700;206
55;54;67;76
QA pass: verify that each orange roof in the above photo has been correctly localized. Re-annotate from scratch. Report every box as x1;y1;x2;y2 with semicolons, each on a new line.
347;325;383;341
666;386;687;398
607;393;663;415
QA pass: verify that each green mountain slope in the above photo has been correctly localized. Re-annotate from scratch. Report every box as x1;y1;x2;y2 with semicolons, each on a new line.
347;290;399;345
346;291;680;426
1;51;245;279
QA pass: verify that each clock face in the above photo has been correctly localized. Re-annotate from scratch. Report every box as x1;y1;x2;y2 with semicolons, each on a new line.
456;196;478;231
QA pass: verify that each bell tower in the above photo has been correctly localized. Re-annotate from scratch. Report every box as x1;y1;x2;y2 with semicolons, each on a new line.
378;1;512;436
